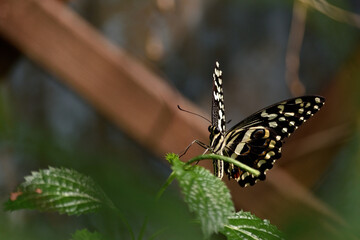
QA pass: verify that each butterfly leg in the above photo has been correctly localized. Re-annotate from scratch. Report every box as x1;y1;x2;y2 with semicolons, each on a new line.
178;140;209;158
188;148;212;166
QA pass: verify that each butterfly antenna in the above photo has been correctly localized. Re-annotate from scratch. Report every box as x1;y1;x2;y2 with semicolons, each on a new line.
177;105;211;124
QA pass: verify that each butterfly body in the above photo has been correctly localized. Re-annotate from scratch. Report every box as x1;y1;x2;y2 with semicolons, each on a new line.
209;62;325;187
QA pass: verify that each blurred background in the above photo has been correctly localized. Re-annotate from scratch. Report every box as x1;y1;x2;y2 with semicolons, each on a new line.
0;0;359;239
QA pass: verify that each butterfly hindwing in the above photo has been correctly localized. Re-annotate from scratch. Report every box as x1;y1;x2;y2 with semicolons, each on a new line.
223;126;282;186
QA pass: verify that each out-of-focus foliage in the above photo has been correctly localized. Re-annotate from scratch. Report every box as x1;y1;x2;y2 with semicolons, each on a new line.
70;229;104;240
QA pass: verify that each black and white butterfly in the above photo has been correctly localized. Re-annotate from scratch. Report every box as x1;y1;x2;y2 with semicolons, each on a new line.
208;62;325;187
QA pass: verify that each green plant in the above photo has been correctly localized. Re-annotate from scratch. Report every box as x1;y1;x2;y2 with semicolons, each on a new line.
4;153;283;240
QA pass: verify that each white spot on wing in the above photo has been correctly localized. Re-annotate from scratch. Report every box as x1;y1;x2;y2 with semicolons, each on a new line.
295;98;303;104
241;172;250;180
269;140;276;149
269;121;278;128
215;69;221;77
278;105;285;113
257;160;266;167
265;151;275;159
279;117;286;121
267;113;277;120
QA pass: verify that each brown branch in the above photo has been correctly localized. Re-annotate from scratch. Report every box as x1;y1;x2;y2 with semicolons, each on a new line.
268;167;346;226
285;1;307;96
299;0;360;28
285;123;352;160
0;0;209;158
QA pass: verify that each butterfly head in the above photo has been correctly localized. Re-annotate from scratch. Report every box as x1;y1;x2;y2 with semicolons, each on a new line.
208;124;227;155
208;125;220;139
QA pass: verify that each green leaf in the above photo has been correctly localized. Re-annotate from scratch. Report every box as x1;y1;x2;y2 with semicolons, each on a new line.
4;167;112;215
166;153;235;238
221;211;284;240
70;229;104;240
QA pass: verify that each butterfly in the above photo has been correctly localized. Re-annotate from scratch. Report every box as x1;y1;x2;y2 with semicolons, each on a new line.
208;61;325;187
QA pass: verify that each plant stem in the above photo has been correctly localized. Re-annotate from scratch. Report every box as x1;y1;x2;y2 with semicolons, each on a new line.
187;154;261;177
137;216;148;240
112;207;135;240
103;193;135;239
155;172;176;201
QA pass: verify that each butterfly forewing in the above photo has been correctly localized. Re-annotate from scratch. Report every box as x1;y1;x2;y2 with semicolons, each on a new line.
210;62;226;179
208;62;325;187
222;96;325;187
211;61;226;132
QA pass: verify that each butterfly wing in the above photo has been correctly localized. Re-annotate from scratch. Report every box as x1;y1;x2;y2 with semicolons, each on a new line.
222;96;325;187
211;61;226;132
210;62;227;178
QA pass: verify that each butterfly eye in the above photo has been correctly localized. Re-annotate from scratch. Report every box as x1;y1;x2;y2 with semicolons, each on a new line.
208;125;220;134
